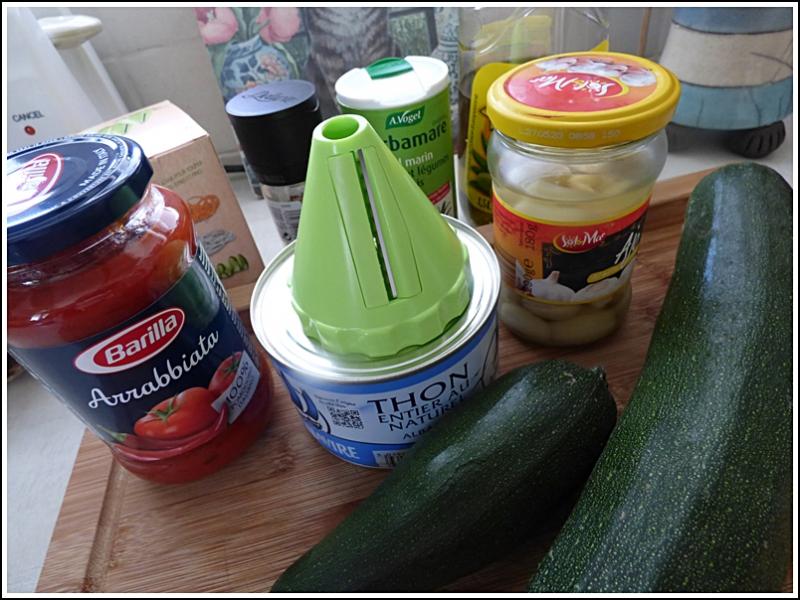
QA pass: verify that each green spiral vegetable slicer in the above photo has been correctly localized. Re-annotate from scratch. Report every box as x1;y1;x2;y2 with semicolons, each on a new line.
291;114;470;358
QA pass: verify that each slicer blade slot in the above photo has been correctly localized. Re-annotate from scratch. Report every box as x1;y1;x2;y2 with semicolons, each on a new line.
357;148;397;300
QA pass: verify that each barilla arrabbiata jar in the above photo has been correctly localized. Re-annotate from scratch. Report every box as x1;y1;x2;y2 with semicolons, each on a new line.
486;51;680;346
7;135;273;484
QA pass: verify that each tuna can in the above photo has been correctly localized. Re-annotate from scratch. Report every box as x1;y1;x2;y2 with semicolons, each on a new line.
335;56;456;217
251;217;499;468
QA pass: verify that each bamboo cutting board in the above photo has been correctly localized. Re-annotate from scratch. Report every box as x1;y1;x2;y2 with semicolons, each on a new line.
37;172;792;593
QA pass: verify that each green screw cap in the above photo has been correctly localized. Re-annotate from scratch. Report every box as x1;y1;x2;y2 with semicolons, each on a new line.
291;114;471;358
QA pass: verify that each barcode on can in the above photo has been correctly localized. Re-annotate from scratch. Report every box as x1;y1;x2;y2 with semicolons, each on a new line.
329;407;364;429
372;450;408;468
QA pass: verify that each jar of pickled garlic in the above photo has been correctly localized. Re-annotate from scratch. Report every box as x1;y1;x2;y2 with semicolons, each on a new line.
486;51;680;346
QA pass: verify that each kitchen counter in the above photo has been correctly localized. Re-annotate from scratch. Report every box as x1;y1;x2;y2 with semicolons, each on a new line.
6;117;794;592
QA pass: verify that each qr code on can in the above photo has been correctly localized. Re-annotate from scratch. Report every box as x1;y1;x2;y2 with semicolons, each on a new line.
372;450;408;468
329;407;364;429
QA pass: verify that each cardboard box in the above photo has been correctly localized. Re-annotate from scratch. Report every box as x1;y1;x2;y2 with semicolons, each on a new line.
84;101;264;289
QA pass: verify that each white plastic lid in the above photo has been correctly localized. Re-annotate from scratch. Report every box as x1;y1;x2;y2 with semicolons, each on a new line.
335;56;449;110
38;15;103;49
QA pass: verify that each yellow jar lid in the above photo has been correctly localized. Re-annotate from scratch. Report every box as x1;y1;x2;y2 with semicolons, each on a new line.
487;51;680;148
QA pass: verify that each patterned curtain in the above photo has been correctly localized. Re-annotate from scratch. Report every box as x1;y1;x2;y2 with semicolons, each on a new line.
195;7;459;121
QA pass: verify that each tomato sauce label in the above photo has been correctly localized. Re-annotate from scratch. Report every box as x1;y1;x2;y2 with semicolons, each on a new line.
11;247;261;453
492;192;649;305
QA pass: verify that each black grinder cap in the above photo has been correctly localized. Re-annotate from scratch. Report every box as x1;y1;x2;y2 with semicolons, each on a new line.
226;80;321;186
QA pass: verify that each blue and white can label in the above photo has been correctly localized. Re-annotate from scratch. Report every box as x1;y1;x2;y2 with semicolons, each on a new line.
273;314;498;468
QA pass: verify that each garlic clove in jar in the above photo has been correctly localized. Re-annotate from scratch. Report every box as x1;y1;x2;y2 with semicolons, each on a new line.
574;277;622;302
500;301;551;344
566;173;607;194
500;284;522;306
520;295;581;321
590;294;616;310
590;279;629;309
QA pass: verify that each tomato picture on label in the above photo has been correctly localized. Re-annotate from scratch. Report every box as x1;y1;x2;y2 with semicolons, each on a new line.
208;351;242;398
134;387;218;440
112;403;229;461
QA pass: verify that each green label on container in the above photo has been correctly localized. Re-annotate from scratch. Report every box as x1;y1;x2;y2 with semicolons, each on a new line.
341;87;455;217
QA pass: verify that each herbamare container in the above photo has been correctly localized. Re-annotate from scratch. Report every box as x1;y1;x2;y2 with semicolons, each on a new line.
486;51;680;346
252;217;499;468
336;57;456;217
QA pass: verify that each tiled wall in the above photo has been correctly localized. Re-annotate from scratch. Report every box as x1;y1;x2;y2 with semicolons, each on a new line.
32;7;673;163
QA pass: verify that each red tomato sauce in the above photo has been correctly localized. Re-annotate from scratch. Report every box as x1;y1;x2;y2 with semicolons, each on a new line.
9;186;195;348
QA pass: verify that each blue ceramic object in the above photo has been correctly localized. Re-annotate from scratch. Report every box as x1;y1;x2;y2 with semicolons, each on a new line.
660;8;792;131
672;7;792;34
675;77;792;131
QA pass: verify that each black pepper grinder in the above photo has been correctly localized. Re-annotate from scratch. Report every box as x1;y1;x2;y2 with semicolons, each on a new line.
226;80;322;243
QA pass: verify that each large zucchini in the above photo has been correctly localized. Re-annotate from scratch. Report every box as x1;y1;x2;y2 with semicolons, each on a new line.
529;163;793;592
272;360;616;591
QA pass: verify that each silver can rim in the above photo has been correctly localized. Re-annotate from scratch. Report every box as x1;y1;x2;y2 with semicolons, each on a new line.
250;216;499;383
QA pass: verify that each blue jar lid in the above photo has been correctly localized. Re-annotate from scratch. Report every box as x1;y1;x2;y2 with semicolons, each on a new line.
7;134;153;266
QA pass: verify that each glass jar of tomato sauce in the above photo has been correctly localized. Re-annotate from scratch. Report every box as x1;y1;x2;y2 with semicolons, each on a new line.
7;135;272;484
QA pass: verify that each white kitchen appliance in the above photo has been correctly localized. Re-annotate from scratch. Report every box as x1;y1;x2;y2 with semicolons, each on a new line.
7;8;127;152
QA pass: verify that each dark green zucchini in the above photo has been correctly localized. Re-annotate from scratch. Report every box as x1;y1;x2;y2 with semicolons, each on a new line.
529;163;793;592
272;360;616;591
